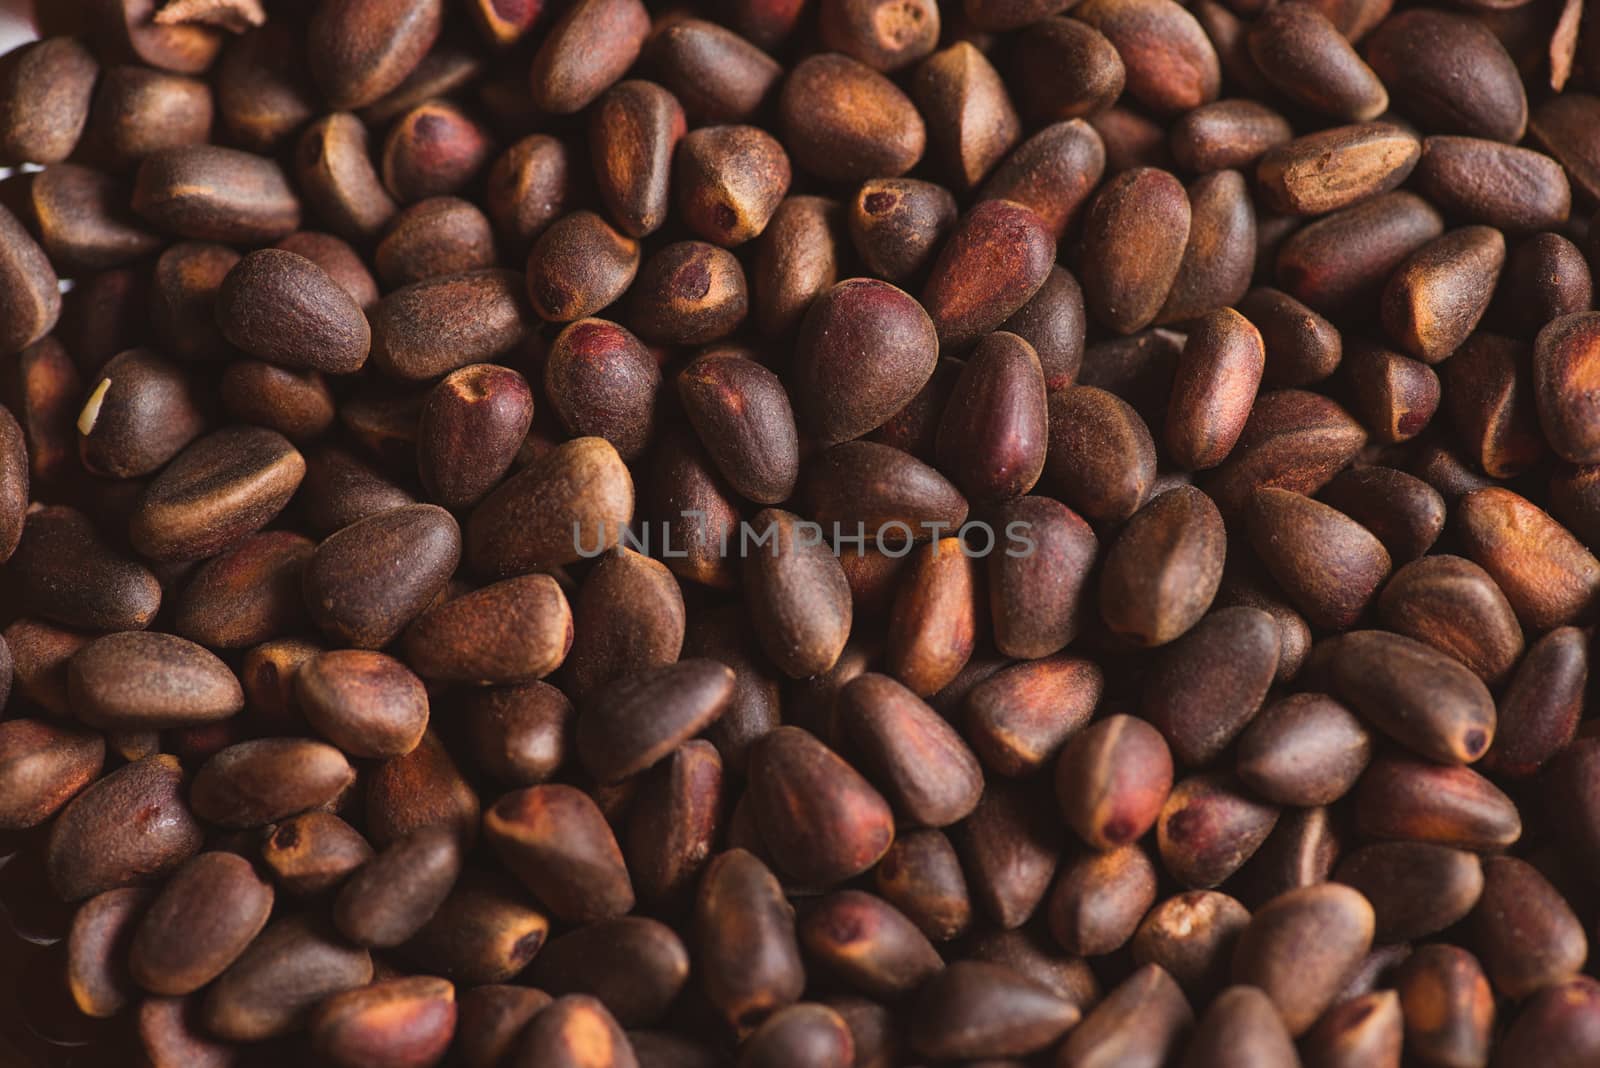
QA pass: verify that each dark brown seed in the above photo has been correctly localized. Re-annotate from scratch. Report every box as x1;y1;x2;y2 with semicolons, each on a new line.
886;537;978;695
191;738;355;828
1249;4;1387;121
1319;466;1444;563
130;426;306;562
459;681;572;788
1009;17;1124;123
1158;773;1279;889
295;113;398;242
367;729;479;846
1414;136;1570;233
68;631;243;730
587;81;683;239
304;504;461;648
1080;168;1190;335
403;574;573;685
129;852;273;996
10;505;162;631
380;100;492;203
910;961;1079;1059
0;404;24;561
46;755;203;901
1495;976;1600;1066
837;672;983;826
0;203;60;355
742;509;853;678
1074;0;1220;114
203;914;373;1042
749;727;896;885
793;278;939;445
1131;891;1251;999
370;268;534;382
1185;985;1299;1068
1394;946;1495;1068
1142;606;1279;767
645;18;782;123
1166;308;1264;469
526;917;688;1027
1276;191;1443;312
1455;487;1600;630
1047;843;1157;957
679;349;800;503
1470;855;1587;999
334;825;463;948
752;195;841;338
779;53;925;183
456;986;553;1068
911;41;1019;192
625;738;723;905
874;829;971;942
673;125;790;247
133;145;300;243
986;497;1097;660
1330;629;1496;763
1056;713;1172;850
695;848;805;1030
215;249;370;374
847;180;955;285
485;784;635;923
1354;756;1521;850
28;164;162;273
1232;883;1375;1035
1342;340;1439;445
529;0;651;113
1257;123;1419;216
952;778;1063;928
578;659;733;784
295;649;429;759
1334;841;1482;941
1204;389;1367;516
1156;168;1256;325
417;363;534;509
567;547;685;706
1365;9;1528;142
5;619;90;717
77;347;204;478
213;23;316;152
375;196;496;289
526;210;640;323
259;811;372;897
0;718;105;830
1169;99;1292;174
400;868;547;984
934;331;1048;500
1528;94;1600;203
1101;485;1227;646
1380;226;1506;363
310;975;457;1068
819;0;939;71
1236;693;1371;806
469;436;635;575
545;318;661;458
1239;287;1342;387
1376;554;1523;685
1044;385;1158;522
1055;964;1193;1068
307;0;443;109
0;37;98;165
1483;626;1586;777
965;654;1099;777
1505;234;1592;337
979;119;1107;239
798;890;942;998
219;360;335;444
66;887;149;1018
1245;487;1391;630
508;994;637;1068
627;241;749;346
1535;313;1600;464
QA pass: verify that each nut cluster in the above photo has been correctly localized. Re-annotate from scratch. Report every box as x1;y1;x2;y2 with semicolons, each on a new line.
0;0;1599;1065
